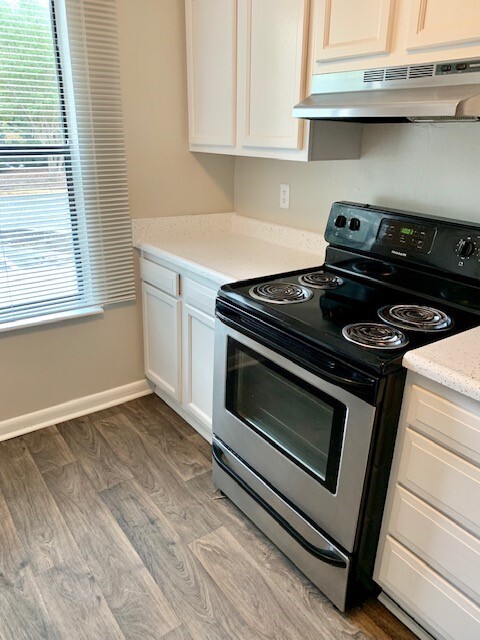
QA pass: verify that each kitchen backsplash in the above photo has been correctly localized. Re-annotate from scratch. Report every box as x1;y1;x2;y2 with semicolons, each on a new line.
234;123;480;232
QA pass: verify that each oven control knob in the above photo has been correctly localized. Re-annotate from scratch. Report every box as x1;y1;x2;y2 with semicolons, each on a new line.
458;239;476;258
335;215;347;228
349;218;361;231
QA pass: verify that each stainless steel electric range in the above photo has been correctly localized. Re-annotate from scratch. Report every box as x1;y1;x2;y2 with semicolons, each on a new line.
211;201;480;611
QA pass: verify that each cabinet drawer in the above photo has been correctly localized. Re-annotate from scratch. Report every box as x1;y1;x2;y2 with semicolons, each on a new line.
140;257;179;297
398;429;480;537
183;277;217;316
407;385;480;465
379;536;480;640
390;486;480;605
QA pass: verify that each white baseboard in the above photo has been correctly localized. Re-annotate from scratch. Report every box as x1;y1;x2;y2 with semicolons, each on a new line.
0;380;153;442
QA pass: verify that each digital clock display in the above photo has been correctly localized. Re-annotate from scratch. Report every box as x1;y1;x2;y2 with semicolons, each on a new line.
401;227;414;235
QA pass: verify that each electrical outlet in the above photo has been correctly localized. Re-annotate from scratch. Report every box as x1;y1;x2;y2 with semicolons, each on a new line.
280;184;290;209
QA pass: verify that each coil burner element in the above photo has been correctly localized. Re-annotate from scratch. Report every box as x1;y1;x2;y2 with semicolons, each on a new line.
343;323;408;350
249;282;313;305
378;304;452;332
298;271;344;290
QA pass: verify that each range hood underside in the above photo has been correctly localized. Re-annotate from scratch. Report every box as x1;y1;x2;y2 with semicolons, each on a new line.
293;85;480;122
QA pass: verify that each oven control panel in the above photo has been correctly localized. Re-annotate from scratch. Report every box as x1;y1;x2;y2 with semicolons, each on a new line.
325;201;480;280
376;219;436;254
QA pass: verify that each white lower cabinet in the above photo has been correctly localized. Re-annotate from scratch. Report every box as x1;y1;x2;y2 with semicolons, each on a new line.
140;254;218;442
142;282;182;401
182;303;215;431
375;373;480;640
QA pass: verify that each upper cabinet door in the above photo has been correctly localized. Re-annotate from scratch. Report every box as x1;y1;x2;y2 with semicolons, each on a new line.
314;0;395;62
237;0;310;150
406;0;480;52
185;0;237;147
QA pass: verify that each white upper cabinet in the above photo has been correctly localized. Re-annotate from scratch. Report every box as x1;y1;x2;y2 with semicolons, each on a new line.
185;0;362;161
312;0;480;74
237;0;309;151
314;0;395;62
185;0;237;147
406;0;480;52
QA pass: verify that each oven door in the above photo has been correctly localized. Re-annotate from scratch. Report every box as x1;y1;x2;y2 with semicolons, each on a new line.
213;318;377;553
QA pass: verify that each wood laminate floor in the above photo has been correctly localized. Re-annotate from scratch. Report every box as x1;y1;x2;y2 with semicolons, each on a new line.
0;394;417;640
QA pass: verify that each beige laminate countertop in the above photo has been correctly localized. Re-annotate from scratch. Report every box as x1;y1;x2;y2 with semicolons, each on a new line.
132;213;328;285
403;326;480;402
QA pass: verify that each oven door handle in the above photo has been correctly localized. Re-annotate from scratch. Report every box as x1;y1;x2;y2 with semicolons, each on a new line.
216;310;375;392
212;443;347;568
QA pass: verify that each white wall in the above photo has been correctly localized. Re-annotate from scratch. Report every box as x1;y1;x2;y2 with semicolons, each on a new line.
0;0;235;424
235;123;480;231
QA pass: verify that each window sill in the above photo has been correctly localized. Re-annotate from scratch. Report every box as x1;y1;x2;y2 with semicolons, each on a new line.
0;306;104;334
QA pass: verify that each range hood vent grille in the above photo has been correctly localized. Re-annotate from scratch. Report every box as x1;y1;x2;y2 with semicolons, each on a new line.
408;64;435;79
364;63;435;84
385;66;408;81
364;69;385;83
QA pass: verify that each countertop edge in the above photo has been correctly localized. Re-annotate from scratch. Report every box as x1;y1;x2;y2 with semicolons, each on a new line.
136;242;234;286
403;332;480;403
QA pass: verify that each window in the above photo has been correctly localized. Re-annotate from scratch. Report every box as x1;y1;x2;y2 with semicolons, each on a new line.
0;0;134;330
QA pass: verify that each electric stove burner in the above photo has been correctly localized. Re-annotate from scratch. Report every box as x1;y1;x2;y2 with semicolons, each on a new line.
342;323;408;350
378;304;452;332
249;282;313;304
298;271;344;289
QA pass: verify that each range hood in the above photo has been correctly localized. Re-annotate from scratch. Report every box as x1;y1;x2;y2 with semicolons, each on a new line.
293;58;480;123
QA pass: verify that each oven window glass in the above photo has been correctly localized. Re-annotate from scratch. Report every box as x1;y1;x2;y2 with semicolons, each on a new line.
226;339;346;493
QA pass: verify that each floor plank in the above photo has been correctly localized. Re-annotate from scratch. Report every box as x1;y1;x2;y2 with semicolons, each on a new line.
186;432;212;459
57;415;133;491
160;626;193;640
349;599;418;640
95;413;222;544
123;395;193;440
0;438;78;574
42;462;179;640
0;492;58;640
100;479;262;640
121;400;211;481
23;426;75;473
35;556;126;640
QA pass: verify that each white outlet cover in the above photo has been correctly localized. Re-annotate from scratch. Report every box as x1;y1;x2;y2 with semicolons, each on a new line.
280;184;290;209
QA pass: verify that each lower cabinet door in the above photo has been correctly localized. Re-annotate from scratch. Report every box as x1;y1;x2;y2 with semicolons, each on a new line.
182;303;215;435
142;282;181;401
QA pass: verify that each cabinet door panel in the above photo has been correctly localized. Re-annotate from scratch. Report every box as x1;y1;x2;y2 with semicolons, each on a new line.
379;537;480;640
407;0;480;51
142;283;181;401
390;487;480;605
238;0;309;149
398;428;480;537
314;0;395;62
183;303;215;433
185;0;236;146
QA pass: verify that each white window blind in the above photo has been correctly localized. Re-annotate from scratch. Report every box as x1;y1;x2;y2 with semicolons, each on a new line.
0;0;134;328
